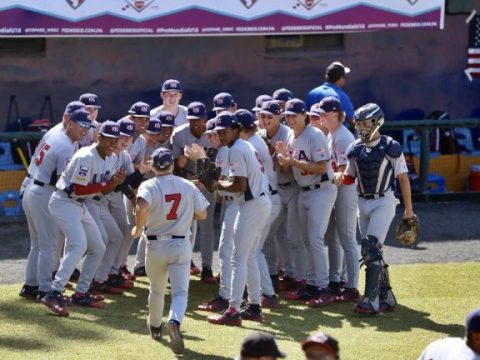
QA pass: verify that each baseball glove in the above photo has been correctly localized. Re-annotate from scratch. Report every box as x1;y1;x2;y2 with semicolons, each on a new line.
395;215;419;246
197;158;221;192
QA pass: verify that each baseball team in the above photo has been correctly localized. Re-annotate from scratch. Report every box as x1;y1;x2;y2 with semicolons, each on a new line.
18;61;416;355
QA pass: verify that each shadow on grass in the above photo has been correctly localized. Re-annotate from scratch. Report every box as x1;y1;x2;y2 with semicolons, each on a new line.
0;336;47;350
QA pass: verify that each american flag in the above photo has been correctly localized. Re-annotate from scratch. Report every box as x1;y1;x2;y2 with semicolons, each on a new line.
467;15;480;80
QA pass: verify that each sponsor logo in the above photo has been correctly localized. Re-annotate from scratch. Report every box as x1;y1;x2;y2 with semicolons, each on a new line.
65;0;85;9
297;0;321;10
240;0;258;9
124;0;156;12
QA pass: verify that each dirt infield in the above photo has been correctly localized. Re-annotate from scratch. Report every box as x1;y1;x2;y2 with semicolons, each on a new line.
1;200;479;285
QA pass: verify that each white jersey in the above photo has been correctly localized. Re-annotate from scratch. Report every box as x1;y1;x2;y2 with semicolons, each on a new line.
105;149;134;201
248;133;277;191
158;139;172;150
138;174;209;236
265;124;296;186
29;131;75;186
127;135;147;165
328;125;355;170
286;124;333;187
150;105;188;128
418;337;480;360
171;124;210;178
28;123;66;175
228;138;269;203
56;144;119;199
216;146;230;178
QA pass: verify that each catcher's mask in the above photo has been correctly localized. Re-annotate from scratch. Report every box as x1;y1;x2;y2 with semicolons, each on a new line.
354;103;384;143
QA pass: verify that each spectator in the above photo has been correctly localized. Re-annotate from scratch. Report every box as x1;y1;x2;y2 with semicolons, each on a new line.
418;308;480;360
238;331;286;360
305;61;355;129
302;333;340;360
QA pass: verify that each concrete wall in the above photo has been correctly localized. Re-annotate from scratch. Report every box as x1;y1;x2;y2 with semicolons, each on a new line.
1;8;479;127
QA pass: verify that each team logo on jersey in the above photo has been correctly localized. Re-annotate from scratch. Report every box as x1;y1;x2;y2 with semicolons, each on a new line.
240;0;258;9
78;165;89;177
296;0;321;10
124;0;156;12
406;0;418;4
65;0;85;9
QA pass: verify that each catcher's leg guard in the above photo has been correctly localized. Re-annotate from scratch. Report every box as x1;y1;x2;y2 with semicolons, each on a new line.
355;236;383;314
379;263;397;312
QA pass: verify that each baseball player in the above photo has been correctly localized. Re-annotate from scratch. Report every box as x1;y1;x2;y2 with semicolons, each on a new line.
19;108;92;301
156;110;175;149
150;79;188;128
212;92;237;115
206;111;271;326
131;147;209;354
257;100;305;291
276;98;337;307
78;93;102;148
335;103;415;314
318;97;359;301
196;118;239;312
236;109;282;307
171;101;216;283
115;101;149;278
272;88;293;112
41;119;126;317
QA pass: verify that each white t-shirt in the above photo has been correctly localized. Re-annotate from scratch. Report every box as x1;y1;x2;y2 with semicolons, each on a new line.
418;337;480;360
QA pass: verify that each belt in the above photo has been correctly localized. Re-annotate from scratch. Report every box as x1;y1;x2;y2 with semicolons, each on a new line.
147;235;185;240
58;189;85;203
359;193;385;200
278;182;292;187
34;179;45;187
93;196;101;201
302;183;321;191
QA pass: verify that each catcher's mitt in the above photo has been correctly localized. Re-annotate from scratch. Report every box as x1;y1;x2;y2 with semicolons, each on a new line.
197;158;221;192
395;215;419;246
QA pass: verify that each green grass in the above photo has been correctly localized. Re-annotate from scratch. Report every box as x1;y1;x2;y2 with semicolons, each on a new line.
1;262;479;359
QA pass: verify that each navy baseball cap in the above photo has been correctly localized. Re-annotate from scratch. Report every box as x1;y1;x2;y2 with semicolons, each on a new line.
319;96;342;113
259;100;282;115
252;94;273;112
272;88;293;103
302;333;339;357
65;101;86;115
283;98;306;115
128;101;151;117
214;111;237;130
146;117;162;134
151;147;174;170
205;118;217;134
240;332;286;359
99;120;120;139
187;101;208;120
79;93;101;108
157;110;175;127
466;308;480;335
235;109;256;130
70;109;93;129
213;92;235;111
117;118;135;137
161;79;183;93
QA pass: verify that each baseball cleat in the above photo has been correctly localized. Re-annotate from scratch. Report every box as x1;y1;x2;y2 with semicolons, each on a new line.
70;292;104;308
353;301;378;315
328;281;344;297
133;266;147;277
19;285;39;300
190;261;201;276
306;288;333;308
261;294;280;309
284;285;317;301
198;295;229;312
119;266;136;281
92;281;124;295
147;322;163;342
41;290;69;317
200;267;217;284
207;308;242;326
69;268;81;282
333;288;360;303
107;274;134;290
165;320;184;354
239;304;263;322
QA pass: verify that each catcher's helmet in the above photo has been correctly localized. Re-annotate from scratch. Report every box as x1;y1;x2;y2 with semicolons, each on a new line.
354;103;384;143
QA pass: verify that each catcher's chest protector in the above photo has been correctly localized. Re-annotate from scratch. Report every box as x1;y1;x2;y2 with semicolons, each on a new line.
350;136;400;194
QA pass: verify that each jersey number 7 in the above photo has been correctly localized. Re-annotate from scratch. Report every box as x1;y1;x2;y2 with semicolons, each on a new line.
165;193;181;220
